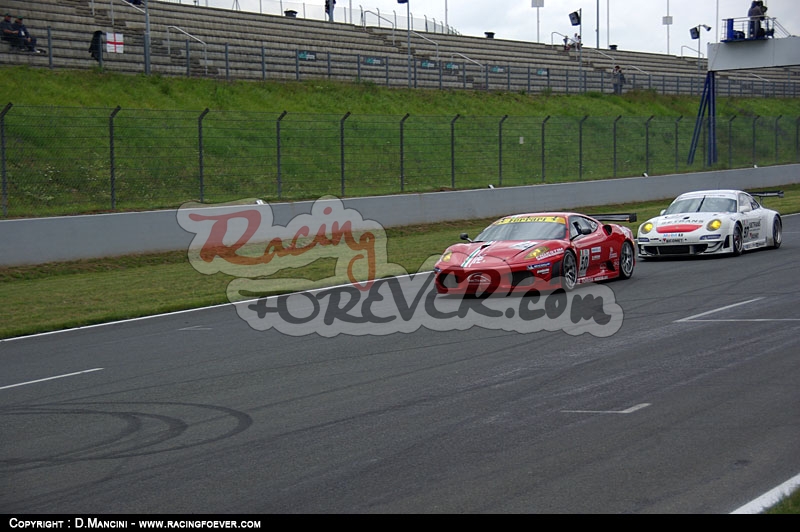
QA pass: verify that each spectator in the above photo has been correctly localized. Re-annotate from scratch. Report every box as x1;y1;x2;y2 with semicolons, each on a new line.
89;30;103;63
573;33;582;50
612;65;625;95
748;1;764;38
12;16;40;53
325;0;335;22
1;13;23;50
563;34;570;51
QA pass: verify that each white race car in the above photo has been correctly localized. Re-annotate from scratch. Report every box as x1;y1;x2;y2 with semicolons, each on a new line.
637;189;783;258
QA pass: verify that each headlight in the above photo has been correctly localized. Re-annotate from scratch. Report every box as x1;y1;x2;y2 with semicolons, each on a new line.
707;219;722;231
525;246;550;260
440;251;452;262
640;222;653;234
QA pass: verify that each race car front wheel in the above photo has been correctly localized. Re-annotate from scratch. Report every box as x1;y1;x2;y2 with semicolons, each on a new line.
619;241;634;279
732;224;743;256
561;251;577;291
772;216;782;249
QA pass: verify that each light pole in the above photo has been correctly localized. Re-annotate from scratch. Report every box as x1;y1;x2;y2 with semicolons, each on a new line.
664;0;672;55
532;0;544;43
690;24;711;70
398;0;411;87
569;9;582;91
596;0;599;50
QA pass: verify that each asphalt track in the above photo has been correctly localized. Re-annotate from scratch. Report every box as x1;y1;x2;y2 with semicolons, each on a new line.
1;216;799;514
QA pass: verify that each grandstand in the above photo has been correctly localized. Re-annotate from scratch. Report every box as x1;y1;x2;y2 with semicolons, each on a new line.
1;0;797;96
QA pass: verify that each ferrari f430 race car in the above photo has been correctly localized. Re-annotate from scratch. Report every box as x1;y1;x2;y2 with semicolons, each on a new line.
434;212;637;295
636;189;783;258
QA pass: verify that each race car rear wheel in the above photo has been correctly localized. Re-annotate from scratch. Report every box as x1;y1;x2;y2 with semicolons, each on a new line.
619;241;635;279
732;224;743;256
561;251;577;291
771;215;782;249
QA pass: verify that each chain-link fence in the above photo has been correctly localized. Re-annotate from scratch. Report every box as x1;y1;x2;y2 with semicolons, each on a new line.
1;104;798;218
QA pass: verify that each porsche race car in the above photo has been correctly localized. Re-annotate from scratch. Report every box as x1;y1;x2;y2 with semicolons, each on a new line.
434;212;637;295
636;189;783;258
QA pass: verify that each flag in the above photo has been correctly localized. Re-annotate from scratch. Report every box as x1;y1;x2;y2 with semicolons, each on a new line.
106;33;124;53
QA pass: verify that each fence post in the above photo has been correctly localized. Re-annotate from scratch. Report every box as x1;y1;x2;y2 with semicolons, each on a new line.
579;115;588;180
450;114;460;189
775;115;782;164
340;112;351;197
675;116;683;173
527;65;531;94
398;113;411;192
645;116;654;176
752;115;760;166
796;116;800;163
0;103;11;217
47;27;53;69
221;43;229;80
262;45;266;81
198;108;209;203
541;115;550;182
499;115;508;186
728;115;736;168
613;115;621;178
276;111;287;199
109;106;121;210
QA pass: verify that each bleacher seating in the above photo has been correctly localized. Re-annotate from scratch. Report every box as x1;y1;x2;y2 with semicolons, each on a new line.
0;0;796;96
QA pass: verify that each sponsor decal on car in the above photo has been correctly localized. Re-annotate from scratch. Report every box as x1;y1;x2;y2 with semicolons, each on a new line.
509;241;540;250
493;216;566;225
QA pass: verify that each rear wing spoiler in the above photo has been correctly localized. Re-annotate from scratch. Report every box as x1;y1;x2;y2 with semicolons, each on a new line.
750;191;784;199
591;213;638;223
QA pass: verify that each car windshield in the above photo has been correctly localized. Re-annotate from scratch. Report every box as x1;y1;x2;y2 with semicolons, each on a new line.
664;196;737;214
475;216;567;242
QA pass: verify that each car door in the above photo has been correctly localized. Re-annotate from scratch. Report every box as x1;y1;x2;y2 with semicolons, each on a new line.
569;215;605;280
738;192;763;247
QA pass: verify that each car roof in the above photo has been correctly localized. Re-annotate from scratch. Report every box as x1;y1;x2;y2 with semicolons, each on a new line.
674;189;743;200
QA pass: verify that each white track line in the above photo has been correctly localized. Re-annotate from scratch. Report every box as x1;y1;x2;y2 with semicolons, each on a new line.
0;368;104;391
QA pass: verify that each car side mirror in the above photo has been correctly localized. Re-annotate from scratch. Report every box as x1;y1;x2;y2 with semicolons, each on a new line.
660;209;666;215
460;232;470;241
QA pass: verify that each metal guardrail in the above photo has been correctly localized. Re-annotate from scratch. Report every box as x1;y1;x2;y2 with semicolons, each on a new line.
361;10;395;46
166;25;208;74
412;30;439;61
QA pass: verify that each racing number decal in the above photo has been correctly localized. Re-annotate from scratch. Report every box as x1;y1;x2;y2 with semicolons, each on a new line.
579;249;590;278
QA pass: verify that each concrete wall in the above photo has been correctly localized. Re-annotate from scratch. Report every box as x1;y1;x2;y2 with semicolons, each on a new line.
2;165;798;267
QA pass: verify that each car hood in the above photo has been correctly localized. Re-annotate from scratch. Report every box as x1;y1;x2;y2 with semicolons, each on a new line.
649;212;731;233
438;239;568;268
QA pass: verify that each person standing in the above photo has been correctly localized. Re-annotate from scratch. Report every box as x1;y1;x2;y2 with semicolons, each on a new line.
748;1;764;38
325;0;336;22
612;65;625;95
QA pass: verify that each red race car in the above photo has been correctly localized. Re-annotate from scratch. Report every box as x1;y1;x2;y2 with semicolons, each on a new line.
434;212;637;295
